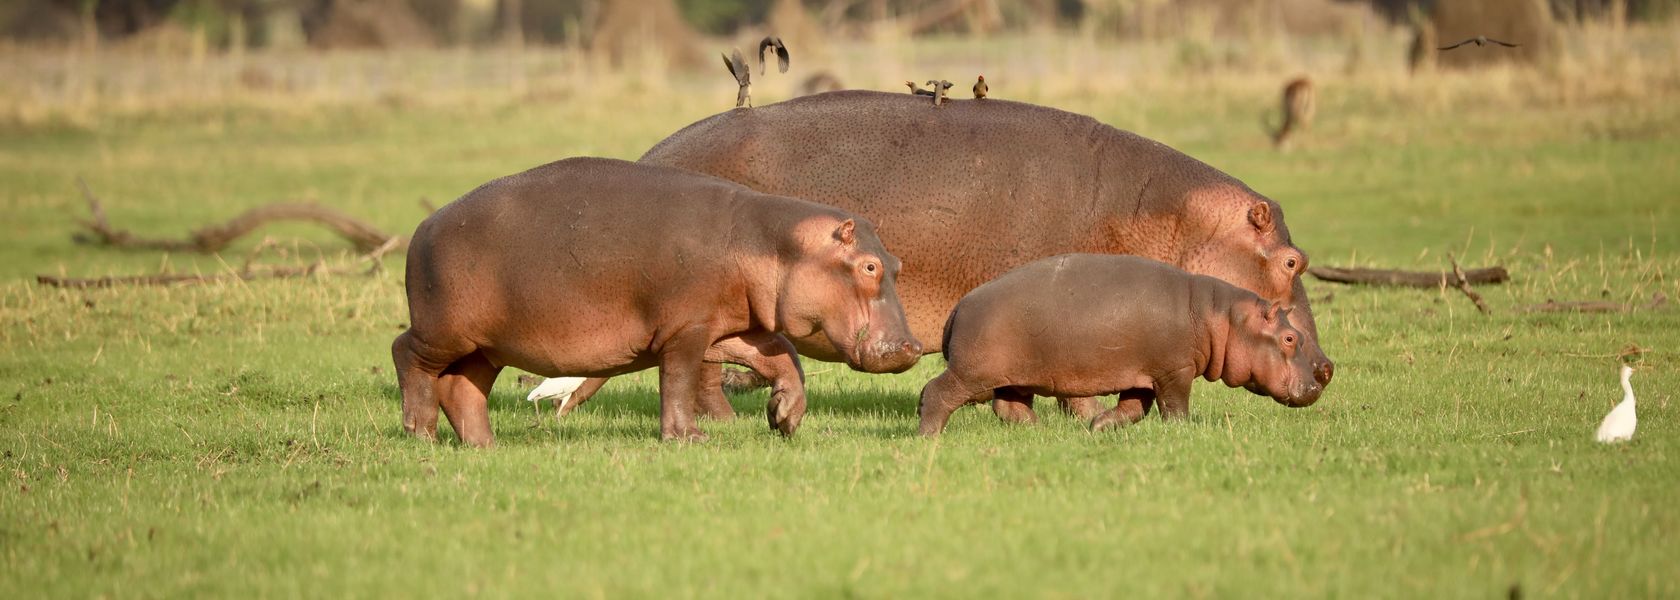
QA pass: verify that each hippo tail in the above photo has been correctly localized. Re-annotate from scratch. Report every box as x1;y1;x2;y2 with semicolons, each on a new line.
939;306;958;363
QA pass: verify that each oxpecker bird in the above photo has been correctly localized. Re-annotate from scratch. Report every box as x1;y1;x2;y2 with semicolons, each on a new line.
905;81;935;96
927;79;954;107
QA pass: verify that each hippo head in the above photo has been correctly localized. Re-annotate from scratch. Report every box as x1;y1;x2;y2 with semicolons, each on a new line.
1193;201;1310;322
1230;302;1333;407
1189;197;1328;371
780;218;923;373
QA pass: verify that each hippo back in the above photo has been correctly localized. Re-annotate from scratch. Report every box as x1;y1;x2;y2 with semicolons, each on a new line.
641;90;1312;351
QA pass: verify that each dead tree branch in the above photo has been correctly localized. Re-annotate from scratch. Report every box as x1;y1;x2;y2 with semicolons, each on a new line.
1526;293;1668;314
1308;264;1510;288
71;178;404;254
1449;255;1490;314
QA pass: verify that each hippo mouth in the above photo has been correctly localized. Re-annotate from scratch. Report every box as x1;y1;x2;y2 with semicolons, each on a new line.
1247;380;1323;408
836;325;922;374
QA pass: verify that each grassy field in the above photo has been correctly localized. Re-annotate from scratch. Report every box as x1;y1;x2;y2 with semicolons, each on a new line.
3;31;1680;597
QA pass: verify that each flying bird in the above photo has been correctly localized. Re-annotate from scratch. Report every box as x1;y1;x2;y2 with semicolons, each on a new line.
722;37;791;108
1594;365;1637;443
758;36;790;76
905;81;935;96
972;75;988;99
927;79;954;107
721;48;753;107
1438;35;1520;50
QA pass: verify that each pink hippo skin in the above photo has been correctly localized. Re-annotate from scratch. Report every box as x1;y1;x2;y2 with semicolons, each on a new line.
393;158;919;445
554;91;1331;420
918;254;1333;435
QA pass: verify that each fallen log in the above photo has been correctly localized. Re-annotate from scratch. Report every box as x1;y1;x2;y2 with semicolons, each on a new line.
72;178;404;254
1526;292;1668;314
36;263;338;289
1308;264;1510;288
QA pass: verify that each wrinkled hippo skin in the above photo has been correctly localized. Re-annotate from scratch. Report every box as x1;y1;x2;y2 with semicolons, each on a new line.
919;254;1333;435
394;157;919;445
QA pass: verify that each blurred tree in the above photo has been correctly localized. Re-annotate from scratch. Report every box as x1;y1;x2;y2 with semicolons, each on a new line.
592;0;702;66
677;0;773;33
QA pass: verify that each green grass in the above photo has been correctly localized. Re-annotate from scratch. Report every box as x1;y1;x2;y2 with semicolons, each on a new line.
3;46;1680;597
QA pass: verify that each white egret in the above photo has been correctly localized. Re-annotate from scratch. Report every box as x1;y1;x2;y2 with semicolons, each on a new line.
527;377;588;412
1594;366;1637;444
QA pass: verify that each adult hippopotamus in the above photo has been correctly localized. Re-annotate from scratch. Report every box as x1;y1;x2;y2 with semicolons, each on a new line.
394;157;920;445
919;254;1331;435
546;90;1331;418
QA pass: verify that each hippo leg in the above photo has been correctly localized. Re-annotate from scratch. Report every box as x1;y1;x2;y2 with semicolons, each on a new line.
1155;374;1194;421
1091;388;1168;432
655;334;711;442
436;351;502;448
918;372;988;436
392;330;467;442
1056;397;1105;420
694;366;739;421
991;388;1038;425
556;377;610;418
704;332;806;436
1115;389;1156;423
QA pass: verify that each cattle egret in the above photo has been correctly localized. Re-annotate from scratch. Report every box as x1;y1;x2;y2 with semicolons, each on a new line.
527;377;588;412
1594;366;1637;443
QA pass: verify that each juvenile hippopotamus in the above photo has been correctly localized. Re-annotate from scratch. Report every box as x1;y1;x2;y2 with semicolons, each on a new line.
917;254;1332;436
540;90;1333;420
393;157;920;445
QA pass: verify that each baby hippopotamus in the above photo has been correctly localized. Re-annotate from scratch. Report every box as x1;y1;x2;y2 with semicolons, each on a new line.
395;157;921;446
918;254;1332;435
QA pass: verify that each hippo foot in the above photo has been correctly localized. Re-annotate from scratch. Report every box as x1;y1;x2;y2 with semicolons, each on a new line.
1057;397;1106;421
991;397;1039;425
1089;409;1134;432
402;418;440;442
766;388;806;437
660;427;710;443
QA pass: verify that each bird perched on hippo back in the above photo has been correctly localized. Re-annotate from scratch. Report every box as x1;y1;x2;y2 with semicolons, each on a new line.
539;90;1333;419
905;81;935;97
926;80;954;106
721;36;791;108
972;75;987;99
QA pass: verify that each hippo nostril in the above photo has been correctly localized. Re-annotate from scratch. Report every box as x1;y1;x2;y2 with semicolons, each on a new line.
1314;362;1334;386
901;341;922;356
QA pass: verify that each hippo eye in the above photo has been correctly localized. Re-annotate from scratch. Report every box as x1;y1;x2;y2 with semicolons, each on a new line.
1285;257;1299;271
1283;334;1296;345
864;262;879;275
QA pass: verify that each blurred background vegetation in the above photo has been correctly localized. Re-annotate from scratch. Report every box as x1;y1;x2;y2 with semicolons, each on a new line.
3;0;1675;51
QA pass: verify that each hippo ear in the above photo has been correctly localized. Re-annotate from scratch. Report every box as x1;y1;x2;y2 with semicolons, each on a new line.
833;219;856;245
1260;301;1281;323
1248;202;1275;235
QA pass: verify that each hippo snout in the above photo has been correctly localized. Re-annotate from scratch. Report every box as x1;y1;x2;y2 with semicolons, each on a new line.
1314;361;1334;387
862;338;923;373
